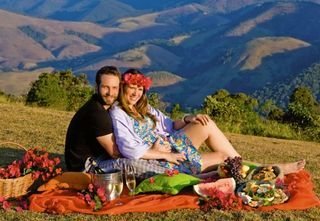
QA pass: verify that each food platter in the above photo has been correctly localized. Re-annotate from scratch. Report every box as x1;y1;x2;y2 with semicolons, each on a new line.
237;180;289;207
195;163;289;208
247;166;283;183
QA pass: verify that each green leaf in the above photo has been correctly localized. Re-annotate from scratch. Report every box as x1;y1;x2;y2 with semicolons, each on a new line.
23;168;32;175
93;195;102;211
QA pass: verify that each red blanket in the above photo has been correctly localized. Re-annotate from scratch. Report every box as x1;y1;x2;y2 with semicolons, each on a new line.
29;170;320;214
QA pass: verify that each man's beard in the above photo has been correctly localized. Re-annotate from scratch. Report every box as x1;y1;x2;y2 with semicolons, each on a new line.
102;94;117;105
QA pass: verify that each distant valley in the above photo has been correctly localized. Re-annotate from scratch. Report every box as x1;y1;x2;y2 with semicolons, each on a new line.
0;0;319;107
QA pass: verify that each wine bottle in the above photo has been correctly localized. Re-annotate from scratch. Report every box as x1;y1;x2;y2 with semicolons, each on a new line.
88;158;105;174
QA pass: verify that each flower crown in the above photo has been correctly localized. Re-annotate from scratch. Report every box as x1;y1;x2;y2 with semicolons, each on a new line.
122;73;152;90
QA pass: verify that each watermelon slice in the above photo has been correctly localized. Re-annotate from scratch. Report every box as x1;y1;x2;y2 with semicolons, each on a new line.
193;178;236;197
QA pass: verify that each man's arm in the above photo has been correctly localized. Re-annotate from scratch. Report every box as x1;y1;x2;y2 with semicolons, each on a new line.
96;133;120;158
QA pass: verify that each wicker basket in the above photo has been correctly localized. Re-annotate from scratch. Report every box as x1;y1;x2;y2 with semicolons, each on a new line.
0;142;35;198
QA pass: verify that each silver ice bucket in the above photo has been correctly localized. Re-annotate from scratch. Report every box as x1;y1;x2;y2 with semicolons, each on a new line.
92;169;123;201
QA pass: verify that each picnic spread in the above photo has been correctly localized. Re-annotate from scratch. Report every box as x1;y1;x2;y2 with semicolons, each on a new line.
1;145;320;214
26;169;320;214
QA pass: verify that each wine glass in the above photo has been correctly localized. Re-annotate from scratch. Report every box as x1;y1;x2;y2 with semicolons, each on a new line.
113;173;123;198
111;170;124;206
105;181;115;201
125;165;136;195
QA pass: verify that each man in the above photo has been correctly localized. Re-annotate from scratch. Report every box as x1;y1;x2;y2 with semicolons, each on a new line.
65;66;166;178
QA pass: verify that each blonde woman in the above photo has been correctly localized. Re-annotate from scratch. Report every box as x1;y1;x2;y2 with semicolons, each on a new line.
110;69;305;176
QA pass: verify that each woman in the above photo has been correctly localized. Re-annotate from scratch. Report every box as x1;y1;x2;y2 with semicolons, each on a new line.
110;69;305;175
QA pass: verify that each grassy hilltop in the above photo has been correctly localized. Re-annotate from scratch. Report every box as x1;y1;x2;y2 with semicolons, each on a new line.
0;100;319;220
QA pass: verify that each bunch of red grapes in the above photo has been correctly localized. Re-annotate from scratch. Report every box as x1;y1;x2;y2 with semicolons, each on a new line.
224;156;245;185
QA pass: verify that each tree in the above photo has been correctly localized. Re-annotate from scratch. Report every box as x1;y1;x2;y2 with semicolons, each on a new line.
268;108;285;122
170;104;184;120
260;99;276;117
285;86;319;128
26;70;93;111
26;72;67;108
147;92;167;113
202;89;259;122
289;87;317;109
286;102;315;128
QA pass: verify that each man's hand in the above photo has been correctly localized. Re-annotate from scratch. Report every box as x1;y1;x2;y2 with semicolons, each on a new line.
165;152;186;165
152;138;171;153
185;114;210;126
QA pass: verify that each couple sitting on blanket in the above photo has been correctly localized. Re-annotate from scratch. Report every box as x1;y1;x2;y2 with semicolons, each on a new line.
65;66;305;180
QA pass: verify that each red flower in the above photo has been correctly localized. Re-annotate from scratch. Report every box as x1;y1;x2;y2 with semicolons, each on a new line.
54;157;60;164
15;206;23;212
96;187;107;202
0;196;29;212
88;183;94;192
77;183;109;211
55;168;62;174
88;201;96;208
84;193;92;202
122;73;152;90
2;201;11;211
0;147;62;181
165;169;179;177
32;171;41;180
0;147;62;211
25;161;33;169
199;187;242;211
19;200;28;210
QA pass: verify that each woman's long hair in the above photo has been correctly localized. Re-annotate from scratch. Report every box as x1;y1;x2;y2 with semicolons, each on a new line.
119;69;157;128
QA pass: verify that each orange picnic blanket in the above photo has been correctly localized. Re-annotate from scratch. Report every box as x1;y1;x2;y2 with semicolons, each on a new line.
29;170;320;214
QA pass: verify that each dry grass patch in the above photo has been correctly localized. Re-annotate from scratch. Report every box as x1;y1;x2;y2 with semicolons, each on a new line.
0;101;319;220
237;37;310;71
0;68;53;95
226;2;297;37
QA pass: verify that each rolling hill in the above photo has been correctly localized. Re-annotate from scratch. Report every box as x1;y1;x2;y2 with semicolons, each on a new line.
237;37;310;71
0;1;320;107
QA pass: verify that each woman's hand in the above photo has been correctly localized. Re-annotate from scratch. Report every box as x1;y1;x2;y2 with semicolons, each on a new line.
152;138;171;153
165;152;186;165
142;140;185;163
184;114;210;126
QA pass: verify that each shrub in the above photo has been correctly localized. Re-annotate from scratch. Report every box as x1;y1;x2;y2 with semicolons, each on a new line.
170;104;184;120
284;87;319;127
202;90;260;128
26;70;93;111
268;108;285;122
200;89;311;141
148;92;167;113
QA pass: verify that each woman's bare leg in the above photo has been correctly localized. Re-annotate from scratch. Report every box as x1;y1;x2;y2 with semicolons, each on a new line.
272;159;306;175
182;119;240;158
200;152;227;172
182;118;305;174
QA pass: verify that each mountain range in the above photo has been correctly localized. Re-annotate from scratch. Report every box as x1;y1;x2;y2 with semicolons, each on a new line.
0;0;319;107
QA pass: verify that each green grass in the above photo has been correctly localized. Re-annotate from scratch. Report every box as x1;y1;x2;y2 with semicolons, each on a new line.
0;100;319;220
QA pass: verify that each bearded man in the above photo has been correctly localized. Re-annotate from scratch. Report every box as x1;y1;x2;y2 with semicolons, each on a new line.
65;66;166;178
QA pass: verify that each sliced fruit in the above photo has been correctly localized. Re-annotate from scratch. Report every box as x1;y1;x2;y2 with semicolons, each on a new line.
193;178;236;197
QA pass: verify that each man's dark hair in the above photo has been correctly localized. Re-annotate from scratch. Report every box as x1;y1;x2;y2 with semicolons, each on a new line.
95;66;121;86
